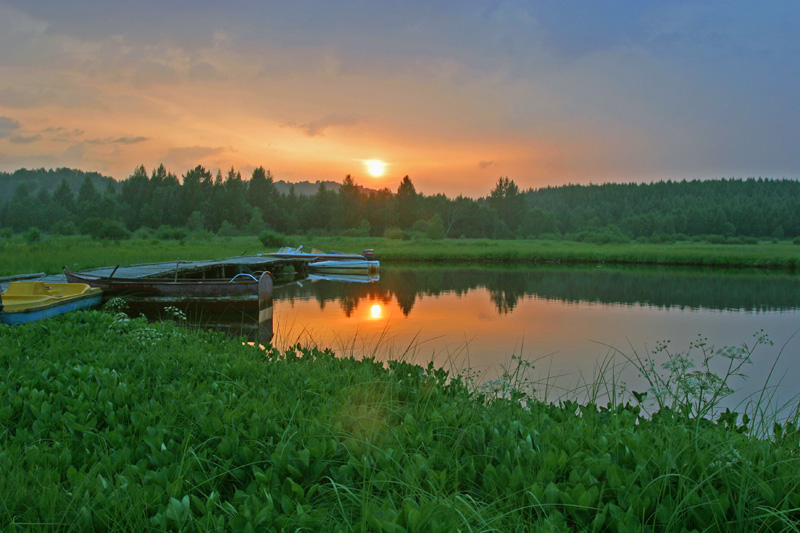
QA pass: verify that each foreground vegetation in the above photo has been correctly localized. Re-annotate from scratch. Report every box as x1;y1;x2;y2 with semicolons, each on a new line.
1;234;799;277
2;311;799;531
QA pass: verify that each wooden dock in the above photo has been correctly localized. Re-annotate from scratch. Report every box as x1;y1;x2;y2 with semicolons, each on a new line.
1;255;311;291
71;255;309;279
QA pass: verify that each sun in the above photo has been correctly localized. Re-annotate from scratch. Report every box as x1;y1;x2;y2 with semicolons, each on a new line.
364;159;387;177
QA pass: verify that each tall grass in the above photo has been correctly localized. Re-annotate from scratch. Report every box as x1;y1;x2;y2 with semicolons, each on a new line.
0;235;263;276
2;235;799;277
2;310;799;531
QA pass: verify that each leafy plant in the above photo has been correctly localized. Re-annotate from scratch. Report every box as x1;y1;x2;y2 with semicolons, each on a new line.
621;331;773;422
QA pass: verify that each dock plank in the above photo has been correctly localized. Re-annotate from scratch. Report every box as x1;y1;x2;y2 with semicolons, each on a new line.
2;255;309;292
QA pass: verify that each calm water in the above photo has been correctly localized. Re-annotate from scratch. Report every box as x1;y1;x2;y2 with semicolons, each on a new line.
272;264;800;412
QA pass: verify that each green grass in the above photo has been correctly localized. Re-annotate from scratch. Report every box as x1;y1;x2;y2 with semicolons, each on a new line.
305;236;800;269
1;235;799;277
0;235;264;277
1;311;799;531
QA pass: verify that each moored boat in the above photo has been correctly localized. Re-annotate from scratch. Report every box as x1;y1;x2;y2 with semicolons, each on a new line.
307;260;380;275
1;281;103;325
266;245;375;261
63;266;272;306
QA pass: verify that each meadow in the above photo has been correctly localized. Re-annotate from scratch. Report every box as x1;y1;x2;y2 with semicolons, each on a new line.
2;310;799;531
2;234;800;277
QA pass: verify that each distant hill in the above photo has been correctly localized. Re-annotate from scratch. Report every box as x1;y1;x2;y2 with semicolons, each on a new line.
0;168;116;199
274;179;382;196
274;180;341;196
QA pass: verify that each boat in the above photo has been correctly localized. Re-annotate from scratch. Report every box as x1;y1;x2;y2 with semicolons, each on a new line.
308;272;380;283
1;281;103;325
307;260;380;275
266;245;375;261
63;266;272;306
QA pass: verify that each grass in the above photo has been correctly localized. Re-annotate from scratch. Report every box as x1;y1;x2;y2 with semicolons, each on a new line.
305;236;800;269
1;234;800;277
1;310;799;531
0;235;263;277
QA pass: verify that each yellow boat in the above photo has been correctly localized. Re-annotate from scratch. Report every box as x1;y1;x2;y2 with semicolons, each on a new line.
0;281;103;325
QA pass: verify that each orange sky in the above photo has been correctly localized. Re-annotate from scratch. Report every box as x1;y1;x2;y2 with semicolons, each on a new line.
1;2;798;197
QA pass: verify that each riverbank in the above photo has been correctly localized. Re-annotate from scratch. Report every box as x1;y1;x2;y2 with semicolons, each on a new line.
1;235;799;276
2;311;798;531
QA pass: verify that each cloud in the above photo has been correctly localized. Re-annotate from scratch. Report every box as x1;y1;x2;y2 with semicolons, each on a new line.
0;116;22;138
9;134;41;144
44;127;85;140
283;113;360;137
86;136;148;145
478;160;494;169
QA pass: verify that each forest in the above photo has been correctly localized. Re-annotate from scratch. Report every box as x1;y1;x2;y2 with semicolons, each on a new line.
1;165;799;242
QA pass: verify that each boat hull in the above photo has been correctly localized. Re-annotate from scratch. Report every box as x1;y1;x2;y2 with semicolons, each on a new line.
1;281;103;325
308;260;380;275
63;267;271;306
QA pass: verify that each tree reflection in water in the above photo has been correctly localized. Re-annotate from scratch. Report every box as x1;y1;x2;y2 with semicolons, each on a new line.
275;264;800;317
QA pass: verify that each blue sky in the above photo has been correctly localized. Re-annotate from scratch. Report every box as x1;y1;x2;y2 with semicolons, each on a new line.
0;1;797;196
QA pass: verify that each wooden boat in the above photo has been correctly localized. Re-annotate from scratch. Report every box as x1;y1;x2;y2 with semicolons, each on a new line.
1;281;103;325
63;266;272;306
307;260;380;275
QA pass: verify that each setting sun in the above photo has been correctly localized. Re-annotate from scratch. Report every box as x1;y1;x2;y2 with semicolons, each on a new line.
370;304;382;319
364;160;387;177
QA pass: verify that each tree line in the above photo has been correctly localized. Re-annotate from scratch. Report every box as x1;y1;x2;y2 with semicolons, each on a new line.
1;165;798;242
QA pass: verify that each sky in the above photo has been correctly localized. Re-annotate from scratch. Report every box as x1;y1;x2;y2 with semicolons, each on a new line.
0;1;798;198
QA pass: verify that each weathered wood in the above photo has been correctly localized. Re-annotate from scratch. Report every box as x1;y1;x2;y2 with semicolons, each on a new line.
0;272;46;282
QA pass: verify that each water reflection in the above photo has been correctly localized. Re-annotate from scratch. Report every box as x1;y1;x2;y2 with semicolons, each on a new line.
272;264;800;412
276;264;800;316
125;300;273;345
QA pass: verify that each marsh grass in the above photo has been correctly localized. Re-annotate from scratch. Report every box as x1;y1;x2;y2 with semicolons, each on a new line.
3;235;800;277
2;311;800;531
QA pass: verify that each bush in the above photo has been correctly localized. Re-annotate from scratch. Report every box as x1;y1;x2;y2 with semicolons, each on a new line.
79;217;105;238
793;236;800;245
343;220;371;238
384;227;405;240
647;233;674;244
155;225;189;241
259;230;287;248
24;227;42;243
705;234;727;244
410;219;429;233
52;220;77;236
587;226;630;244
216;221;239;237
426;214;446;240
246;208;266;235
538;232;562;241
133;227;154;240
96;220;131;241
0;227;12;238
189;230;214;241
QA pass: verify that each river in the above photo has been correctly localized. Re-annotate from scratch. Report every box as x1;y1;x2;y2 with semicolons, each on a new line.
271;264;800;417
